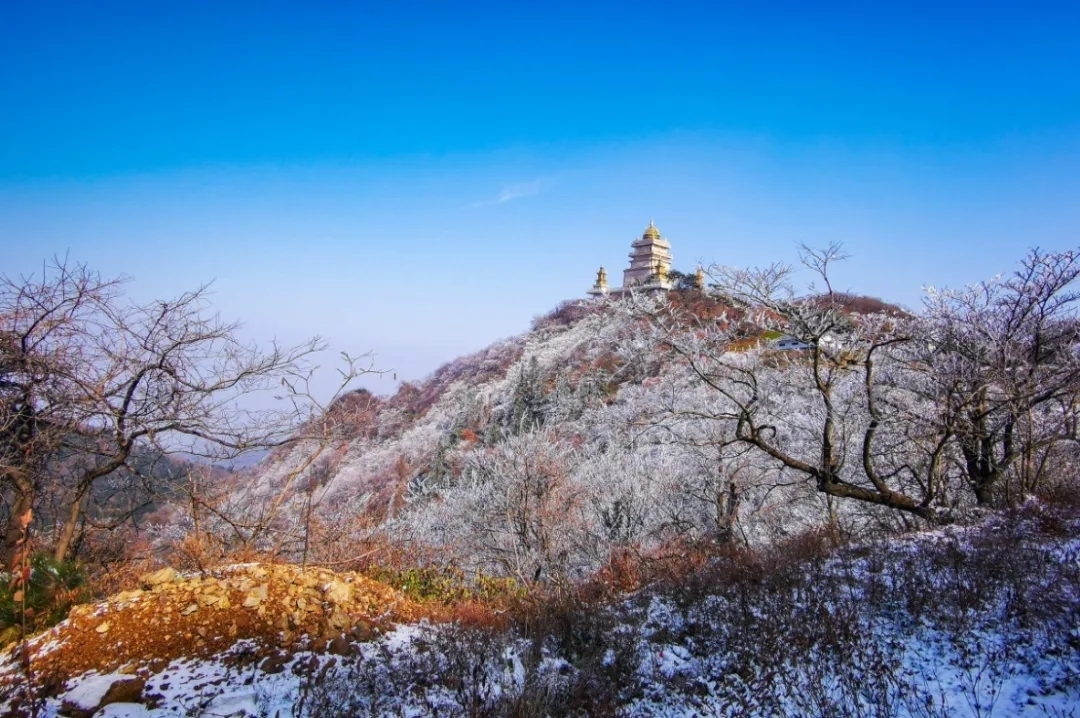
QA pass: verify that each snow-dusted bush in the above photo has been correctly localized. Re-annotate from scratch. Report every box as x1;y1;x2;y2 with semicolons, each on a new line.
266;503;1080;717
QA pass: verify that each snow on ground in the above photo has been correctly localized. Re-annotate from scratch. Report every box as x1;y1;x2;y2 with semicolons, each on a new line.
4;508;1079;717
63;672;133;712
622;513;1080;717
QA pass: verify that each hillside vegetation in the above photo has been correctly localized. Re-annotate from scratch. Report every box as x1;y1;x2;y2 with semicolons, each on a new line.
3;245;1080;715
162;247;1080;591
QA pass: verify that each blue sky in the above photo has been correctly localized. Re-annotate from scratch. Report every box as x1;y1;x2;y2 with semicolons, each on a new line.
2;1;1079;389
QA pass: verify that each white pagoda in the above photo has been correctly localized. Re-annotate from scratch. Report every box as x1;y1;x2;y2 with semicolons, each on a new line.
588;220;674;296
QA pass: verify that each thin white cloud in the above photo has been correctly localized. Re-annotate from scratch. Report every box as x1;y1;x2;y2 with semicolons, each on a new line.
469;178;551;208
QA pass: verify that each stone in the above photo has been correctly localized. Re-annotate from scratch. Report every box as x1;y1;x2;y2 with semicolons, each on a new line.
329;608;351;630
324;579;352;605
68;604;91;619
328;635;352;656
60;700;95;718
100;677;145;706
351;620;376;642
197;591;221;607
243;584;268;608
259;653;289;674
60;676;145;718
142;567;178;588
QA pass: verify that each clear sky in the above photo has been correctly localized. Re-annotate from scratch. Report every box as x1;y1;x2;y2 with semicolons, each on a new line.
2;1;1079;391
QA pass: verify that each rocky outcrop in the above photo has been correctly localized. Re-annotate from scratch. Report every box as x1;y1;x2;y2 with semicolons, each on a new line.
59;675;145;718
6;563;425;681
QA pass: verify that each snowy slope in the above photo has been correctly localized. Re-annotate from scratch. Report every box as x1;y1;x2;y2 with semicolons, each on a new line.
6;504;1078;717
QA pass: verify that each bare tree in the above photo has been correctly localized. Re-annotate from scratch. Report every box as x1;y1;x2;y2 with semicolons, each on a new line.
629;244;1080;526
626;245;940;524
0;258;374;571
0;261;116;569
173;356;379;563
913;248;1080;504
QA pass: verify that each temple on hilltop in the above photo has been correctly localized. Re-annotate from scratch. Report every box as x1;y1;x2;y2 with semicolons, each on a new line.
589;220;698;297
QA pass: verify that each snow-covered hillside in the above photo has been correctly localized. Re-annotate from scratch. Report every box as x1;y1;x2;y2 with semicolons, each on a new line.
5;500;1078;717
180;261;1080;588
183;295;851;582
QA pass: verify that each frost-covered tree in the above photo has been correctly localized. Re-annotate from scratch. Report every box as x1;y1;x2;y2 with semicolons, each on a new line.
627;245;941;522
506;356;550;434
912;248;1080;504
426;430;587;584
630;244;1080;524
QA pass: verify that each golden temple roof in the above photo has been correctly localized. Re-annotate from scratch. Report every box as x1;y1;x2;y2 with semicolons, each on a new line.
643;220;661;240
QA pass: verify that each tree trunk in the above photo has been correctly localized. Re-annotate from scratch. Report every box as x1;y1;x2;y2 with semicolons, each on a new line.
961;440;999;506
53;490;89;564
714;482;740;544
973;480;995;506
2;484;34;572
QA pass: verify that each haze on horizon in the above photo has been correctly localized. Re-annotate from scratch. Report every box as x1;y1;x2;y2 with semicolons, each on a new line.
2;0;1079;392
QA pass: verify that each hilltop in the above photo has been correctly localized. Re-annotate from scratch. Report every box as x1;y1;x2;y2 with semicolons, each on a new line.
193;286;920;580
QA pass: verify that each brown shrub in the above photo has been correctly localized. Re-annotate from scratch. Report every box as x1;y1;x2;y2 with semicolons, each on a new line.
531;300;597;331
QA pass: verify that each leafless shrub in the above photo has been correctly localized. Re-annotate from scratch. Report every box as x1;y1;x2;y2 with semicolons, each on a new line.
1;258;382;573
